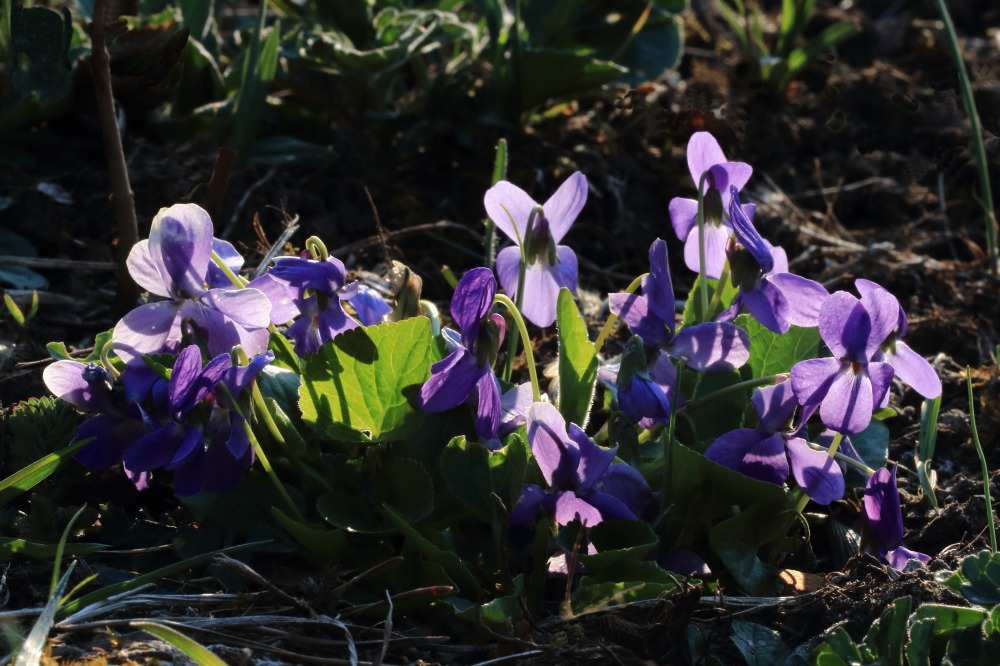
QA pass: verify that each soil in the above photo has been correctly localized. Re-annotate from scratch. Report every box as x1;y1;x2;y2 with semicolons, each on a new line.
2;0;1000;663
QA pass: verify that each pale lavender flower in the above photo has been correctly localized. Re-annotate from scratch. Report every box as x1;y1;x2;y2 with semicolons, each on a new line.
484;172;585;327
114;204;271;366
668;132;756;278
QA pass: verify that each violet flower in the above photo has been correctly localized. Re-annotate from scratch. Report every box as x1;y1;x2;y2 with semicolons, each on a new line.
114;204;272;366
418;267;505;441
267;254;359;356
855;279;941;399
719;187;829;333
790;290;897;435
609;238;751;372
509;403;656;526
43;360;158;488
484;172;585;327
704;379;844;504
615;339;680;428
864;466;930;569
668;132;756;278
349;284;393;326
122;345;273;495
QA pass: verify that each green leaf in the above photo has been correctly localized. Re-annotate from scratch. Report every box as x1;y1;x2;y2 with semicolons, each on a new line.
14;561;75;666
0;538;106;561
317;457;433;534
709;502;797;596
382;505;481;599
810;625;865;665
440;436;494;518
910;604;987;634
985;604;1000;635
662;438;787;510
863;596;911;666
556;288;598;428
960;550;1000;605
453;592;524;630
906;616;935;666
130;621;227;666
682;275;738;328
731;621;790;665
844;419;889;488
736;314;821;379
489;432;528;513
271;507;349;567
518;48;625;110
578;520;658;575
570;579;676;614
0;439;89;506
300;318;438;443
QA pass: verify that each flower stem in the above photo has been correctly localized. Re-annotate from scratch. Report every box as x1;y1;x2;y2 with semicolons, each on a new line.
593;274;646;355
494;294;541;402
706;264;731;320
933;0;997;273
696;171;711;318
500;204;538;382
967;367;997;553
677;374;784;415
210;250;247;288
806;440;876;476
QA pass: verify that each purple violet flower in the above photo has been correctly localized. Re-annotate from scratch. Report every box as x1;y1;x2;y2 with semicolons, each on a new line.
790;290;897;435
615;339;681;429
704;379;844;504
719;187;829;333
349;284;393;326
509;403;656;526
855;279;941;399
484;172;585;327
668;132;756;278
418;267;506;441
864;466;930;569
267;254;359;356
114;204;272;366
122;345;273;495
609;238;751;372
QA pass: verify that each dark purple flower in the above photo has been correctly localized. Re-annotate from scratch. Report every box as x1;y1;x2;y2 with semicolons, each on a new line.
122;345;273;495
864;466;930;569
790;291;897;434
114;204;272;366
484;172;585;327
668;132;756;278
267;254;359;356
509;403;655;526
615;339;679;428
855;279;941;399
704;379;844;504
609;239;751;371
418;267;505;441
719;187;829;333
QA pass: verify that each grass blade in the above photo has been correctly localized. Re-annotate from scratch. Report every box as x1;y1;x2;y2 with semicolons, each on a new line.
129;621;228;666
0;439;89;506
57;540;268;619
13;561;75;666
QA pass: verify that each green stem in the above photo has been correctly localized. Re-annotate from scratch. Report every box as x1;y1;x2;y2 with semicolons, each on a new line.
501;204;538;382
706;264;731;320
933;0;998;273
677;374;784;415
219;382;305;522
662;360;684;500
593;274;646;355
967;367;997;552
494;294;541;402
210;250;247;288
806;440;876;476
696;171;711;317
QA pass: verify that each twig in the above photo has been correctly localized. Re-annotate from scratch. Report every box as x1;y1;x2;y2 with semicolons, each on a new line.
327;220;484;257
219;166;277;239
90;0;139;311
0;256;116;271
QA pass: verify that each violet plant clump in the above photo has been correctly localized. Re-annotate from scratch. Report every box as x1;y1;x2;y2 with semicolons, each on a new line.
35;132;944;625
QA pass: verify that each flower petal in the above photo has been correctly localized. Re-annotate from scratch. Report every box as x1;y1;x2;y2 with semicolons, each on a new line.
498;382;535;437
742;280;791;334
591;464;655;519
509;484;547;525
819;292;870;361
729;186;773;273
668;196;699;242
821;367;873;435
554;491;603;526
418;348;483;413
199;288;273;329
122;421;187;472
668;322;749;372
475;370;502;441
74;415;143;470
484;181;538;243
43;361;113;412
113;300;182;366
567;424;617;492
349;284;393;326
542;172;587;244
768;273;829;327
682;220;731;279
886;546;930;570
890;341;941;398
149;203;213;299
126;240;171;297
686;132;728;182
752;380;798;434
646;238;675;325
859;284;900;357
517;248;577;328
451;267;497;344
786;437;845;505
609;293;667;347
705;429;788;485
864;466;903;551
207;239;245;288
790;357;841;407
583;492;638;522
527;402;580;489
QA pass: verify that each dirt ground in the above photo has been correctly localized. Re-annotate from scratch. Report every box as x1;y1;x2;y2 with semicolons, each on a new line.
2;0;1000;663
